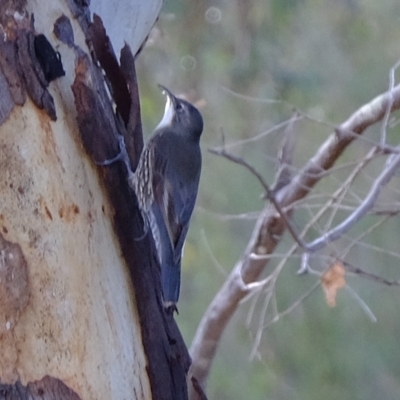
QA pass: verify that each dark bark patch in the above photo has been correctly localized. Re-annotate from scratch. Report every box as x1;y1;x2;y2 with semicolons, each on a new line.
72;53;120;163
0;233;29;333
0;36;26;106
16;27;57;121
89;14;131;124
0;375;82;400
33;34;65;82
0;67;15;125
53;15;75;47
88;16;144;168
65;0;90;36
0;12;58;121
120;44;144;169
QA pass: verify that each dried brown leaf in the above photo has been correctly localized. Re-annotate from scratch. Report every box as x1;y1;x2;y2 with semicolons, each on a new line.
321;261;346;307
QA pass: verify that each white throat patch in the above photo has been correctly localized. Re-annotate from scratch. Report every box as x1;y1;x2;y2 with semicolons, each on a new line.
156;95;175;130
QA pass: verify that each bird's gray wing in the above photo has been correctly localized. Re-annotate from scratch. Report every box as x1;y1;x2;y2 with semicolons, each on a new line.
150;139;198;262
170;182;198;264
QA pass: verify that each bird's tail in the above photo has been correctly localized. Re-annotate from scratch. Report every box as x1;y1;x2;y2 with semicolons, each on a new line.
161;260;181;307
149;204;182;309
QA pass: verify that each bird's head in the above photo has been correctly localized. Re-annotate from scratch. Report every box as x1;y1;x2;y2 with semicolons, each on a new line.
156;85;203;141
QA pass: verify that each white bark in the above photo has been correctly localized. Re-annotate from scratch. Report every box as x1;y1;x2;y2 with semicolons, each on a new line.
0;0;163;398
90;0;164;55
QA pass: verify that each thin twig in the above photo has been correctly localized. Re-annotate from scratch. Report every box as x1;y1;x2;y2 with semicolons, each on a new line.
381;59;400;146
297;147;380;273
344;285;377;322
248;265;283;360
197;207;260;221
310;146;381;245
343;235;400;261
209;147;307;250
221;85;293;107
341;215;390;258
263;280;321;329
305;152;400;252
200;229;227;277
272;112;298;191
343;260;400;286
217;115;304;150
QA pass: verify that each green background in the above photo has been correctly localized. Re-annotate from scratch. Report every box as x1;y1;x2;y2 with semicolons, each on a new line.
136;1;400;398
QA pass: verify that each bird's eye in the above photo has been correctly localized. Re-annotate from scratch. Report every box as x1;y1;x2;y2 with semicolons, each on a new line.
176;103;184;113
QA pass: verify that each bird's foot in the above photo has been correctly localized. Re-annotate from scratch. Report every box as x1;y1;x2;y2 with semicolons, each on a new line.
164;301;179;315
96;134;135;183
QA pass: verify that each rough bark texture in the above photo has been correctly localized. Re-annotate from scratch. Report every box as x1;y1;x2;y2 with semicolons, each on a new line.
0;376;81;400
0;0;190;399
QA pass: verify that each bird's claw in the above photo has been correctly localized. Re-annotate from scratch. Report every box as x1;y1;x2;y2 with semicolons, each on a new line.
97;135;135;181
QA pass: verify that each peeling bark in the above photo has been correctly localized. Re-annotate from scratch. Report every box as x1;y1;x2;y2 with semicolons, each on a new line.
0;376;81;400
73;14;191;400
0;7;57;120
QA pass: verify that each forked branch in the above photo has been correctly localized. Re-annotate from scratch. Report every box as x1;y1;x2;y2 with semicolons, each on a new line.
188;82;400;398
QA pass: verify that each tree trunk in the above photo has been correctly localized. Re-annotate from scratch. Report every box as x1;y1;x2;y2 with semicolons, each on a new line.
0;1;191;399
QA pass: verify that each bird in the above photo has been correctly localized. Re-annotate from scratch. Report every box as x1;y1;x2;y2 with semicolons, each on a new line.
128;85;203;311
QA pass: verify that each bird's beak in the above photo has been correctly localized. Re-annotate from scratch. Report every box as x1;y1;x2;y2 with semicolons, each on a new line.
158;84;178;108
156;84;178;129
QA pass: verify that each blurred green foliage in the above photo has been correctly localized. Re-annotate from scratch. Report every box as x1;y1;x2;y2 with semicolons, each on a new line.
136;0;400;398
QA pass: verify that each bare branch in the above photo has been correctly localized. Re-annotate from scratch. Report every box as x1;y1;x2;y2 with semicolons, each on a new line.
189;83;400;395
305;152;400;252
